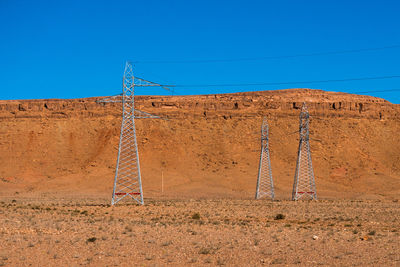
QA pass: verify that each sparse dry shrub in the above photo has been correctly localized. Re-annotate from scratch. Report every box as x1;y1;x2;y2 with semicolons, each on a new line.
161;241;172;247
271;258;285;264
199;247;211;255
368;230;376;236
274;214;285;220
145;256;154;261
86;237;96;243
253;239;260;246
217;258;225;265
192;213;201;220
80;210;88;215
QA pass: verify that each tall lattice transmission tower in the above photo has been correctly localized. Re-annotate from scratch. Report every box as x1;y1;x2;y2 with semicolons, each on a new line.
292;102;317;200
98;62;169;205
255;117;275;200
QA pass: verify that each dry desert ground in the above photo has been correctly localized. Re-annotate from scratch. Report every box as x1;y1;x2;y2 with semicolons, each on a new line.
0;196;399;266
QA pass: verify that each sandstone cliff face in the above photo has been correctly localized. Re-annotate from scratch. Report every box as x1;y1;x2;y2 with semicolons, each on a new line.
0;89;398;120
0;89;399;199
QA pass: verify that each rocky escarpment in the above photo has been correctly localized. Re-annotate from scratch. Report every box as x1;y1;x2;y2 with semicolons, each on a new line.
0;88;399;199
0;89;398;120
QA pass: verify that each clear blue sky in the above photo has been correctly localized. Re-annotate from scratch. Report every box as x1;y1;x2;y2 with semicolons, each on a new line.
1;0;400;103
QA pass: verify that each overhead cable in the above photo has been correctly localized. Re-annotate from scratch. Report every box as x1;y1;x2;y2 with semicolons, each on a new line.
131;44;400;64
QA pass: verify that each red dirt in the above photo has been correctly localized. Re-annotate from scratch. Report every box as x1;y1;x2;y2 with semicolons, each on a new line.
0;88;399;200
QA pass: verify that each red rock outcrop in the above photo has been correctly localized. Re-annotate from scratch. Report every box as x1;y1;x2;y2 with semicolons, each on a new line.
0;89;399;199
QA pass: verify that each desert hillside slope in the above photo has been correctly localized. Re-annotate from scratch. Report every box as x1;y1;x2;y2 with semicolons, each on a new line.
0;88;399;199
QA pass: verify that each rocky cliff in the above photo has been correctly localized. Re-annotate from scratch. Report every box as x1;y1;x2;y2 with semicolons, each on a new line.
0;89;399;199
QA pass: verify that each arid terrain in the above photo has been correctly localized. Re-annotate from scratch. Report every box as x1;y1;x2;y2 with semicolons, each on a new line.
0;198;399;266
0;88;399;265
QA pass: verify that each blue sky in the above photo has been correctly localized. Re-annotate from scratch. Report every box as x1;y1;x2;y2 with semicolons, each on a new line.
1;0;400;103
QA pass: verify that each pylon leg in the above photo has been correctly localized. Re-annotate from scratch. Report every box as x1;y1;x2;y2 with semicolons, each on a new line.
111;112;144;205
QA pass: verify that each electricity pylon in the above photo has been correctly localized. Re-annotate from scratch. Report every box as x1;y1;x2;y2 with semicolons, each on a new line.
97;62;169;205
255;117;275;200
292;102;317;200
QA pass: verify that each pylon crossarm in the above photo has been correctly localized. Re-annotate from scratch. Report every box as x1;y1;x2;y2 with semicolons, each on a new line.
134;77;172;91
96;94;123;103
96;98;167;119
96;77;171;104
134;109;162;119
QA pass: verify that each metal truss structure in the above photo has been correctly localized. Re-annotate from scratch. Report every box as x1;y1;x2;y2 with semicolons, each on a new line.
292;103;317;200
255;117;275;200
98;62;168;205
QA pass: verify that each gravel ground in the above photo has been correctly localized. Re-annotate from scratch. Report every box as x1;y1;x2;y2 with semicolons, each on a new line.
0;198;399;266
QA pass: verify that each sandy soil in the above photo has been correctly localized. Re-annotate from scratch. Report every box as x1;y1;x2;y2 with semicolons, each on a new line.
0;196;399;266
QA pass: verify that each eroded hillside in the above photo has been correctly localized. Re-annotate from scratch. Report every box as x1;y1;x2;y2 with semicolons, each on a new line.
0;89;399;199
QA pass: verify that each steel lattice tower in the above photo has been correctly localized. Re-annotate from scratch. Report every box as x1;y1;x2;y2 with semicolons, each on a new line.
255;117;275;200
292;102;317;200
98;62;168;205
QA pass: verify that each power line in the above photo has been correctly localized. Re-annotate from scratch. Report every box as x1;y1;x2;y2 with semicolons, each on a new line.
348;88;400;94
134;88;400;96
166;75;400;88
131;44;400;64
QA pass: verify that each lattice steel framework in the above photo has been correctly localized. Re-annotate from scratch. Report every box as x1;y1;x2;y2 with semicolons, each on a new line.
255;117;275;200
292;103;317;200
98;62;168;205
